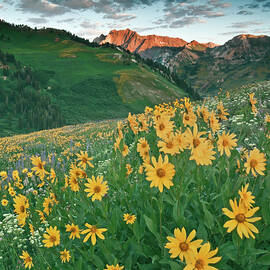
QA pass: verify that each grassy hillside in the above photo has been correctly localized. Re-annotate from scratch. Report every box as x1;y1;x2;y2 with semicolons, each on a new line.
0;21;186;136
0;80;269;269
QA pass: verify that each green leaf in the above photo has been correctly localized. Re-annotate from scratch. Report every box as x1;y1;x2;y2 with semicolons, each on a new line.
219;242;237;262
261;200;270;225
172;199;180;225
197;222;208;240
261;226;270;241
232;230;240;248
257;253;270;265
152;255;159;264
169;261;182;270
163;193;175;205
91;254;104;269
143;214;160;242
202;203;214;229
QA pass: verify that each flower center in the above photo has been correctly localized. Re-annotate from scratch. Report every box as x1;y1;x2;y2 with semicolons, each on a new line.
20;205;25;213
185;115;190;121
143;151;149;157
195;259;204;269
193;138;200;147
94;186;101;193
82;157;87;163
156;168;165;178
37;162;43;170
90;226;97;233
50;235;57;243
25;257;32;263
70;227;76;233
179;242;189;251
222;139;229;146
142;143;147;148
250;159;257;168
166;142;173;149
235;213;245;223
72;178;78;184
159;123;165;131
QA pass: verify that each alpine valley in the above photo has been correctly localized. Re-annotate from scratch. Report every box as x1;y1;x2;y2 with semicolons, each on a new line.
94;29;270;95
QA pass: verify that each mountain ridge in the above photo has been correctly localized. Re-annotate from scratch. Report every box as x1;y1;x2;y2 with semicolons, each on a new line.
95;28;220;54
95;29;270;94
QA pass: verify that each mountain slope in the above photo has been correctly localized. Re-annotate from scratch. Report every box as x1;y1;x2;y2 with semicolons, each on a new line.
96;29;270;95
173;34;270;94
0;21;187;136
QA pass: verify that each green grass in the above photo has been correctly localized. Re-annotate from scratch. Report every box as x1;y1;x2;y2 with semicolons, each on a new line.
0;22;186;135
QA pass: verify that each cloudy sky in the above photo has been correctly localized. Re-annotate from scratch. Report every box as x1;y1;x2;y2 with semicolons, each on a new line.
0;0;270;44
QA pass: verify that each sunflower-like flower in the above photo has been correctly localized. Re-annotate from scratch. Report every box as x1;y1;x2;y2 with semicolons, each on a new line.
66;223;81;240
84;175;108;201
70;164;85;179
238;183;255;210
175;130;188;152
69;175;80;192
190;140;216;166
144;154;175;192
114;136;121;152
0;170;8;180
244;148;266;176
183;111;197;127
36;210;46;222
197;105;210;123
137;138;150;156
217;131;237;157
60;249;71;263
48;168;57;184
43;197;54;216
31;156;47;178
123;213;136;224
104;264;124;270
184;242;221;270
222;198;261;239
185;124;206;153
19;251;33;269
126;164;133;176
81;223;107;245
122;145;129;157
13;194;29;226
249;93;257;105
209;111;220;133
217;101;229;120
154;114;175;139
42;226;60;248
165;227;203;262
157;133;179;155
1;199;8;206
76;151;94;169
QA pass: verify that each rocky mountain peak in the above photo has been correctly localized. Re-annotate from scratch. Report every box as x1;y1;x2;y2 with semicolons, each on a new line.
99;29;188;53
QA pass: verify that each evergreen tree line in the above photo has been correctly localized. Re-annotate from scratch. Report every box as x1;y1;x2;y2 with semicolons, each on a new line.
0;49;65;134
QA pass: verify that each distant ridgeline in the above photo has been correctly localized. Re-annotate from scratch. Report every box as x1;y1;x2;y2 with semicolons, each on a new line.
0;49;65;137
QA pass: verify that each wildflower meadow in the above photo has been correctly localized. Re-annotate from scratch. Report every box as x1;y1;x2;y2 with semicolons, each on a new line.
0;81;269;270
